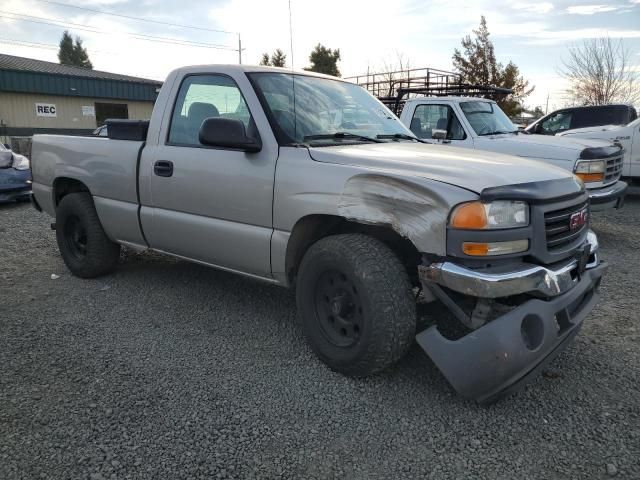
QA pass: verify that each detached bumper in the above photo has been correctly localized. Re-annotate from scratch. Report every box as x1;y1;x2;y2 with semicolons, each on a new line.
589;180;627;211
417;262;606;403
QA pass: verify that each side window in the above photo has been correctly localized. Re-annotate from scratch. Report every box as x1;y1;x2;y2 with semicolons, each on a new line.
570;109;589;129
168;74;253;146
541;111;571;134
604;106;627;125
410;104;466;140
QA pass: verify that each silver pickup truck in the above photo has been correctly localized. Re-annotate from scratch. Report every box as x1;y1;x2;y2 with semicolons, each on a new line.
31;65;606;403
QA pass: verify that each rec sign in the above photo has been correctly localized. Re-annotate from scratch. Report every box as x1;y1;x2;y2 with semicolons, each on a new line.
35;103;57;117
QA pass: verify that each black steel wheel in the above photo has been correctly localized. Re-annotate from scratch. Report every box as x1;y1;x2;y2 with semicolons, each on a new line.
314;269;364;348
56;192;120;278
296;233;416;377
62;215;88;260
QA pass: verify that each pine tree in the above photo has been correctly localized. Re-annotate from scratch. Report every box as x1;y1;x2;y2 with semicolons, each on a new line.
452;17;532;116
58;31;93;69
58;31;75;66
72;37;93;69
259;53;271;66
305;44;341;77
270;49;286;68
259;49;286;67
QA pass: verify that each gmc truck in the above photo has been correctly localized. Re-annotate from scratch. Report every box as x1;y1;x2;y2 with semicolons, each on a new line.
31;65;606;403
399;97;628;211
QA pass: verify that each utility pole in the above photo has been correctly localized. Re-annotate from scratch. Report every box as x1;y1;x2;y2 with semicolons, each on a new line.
238;34;242;64
545;92;550;114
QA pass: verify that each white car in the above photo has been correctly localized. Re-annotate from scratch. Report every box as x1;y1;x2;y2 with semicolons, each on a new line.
399;97;627;210
558;117;640;179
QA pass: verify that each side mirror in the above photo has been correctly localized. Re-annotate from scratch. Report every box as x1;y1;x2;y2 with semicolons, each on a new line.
432;129;448;141
199;118;261;153
3;143;11;150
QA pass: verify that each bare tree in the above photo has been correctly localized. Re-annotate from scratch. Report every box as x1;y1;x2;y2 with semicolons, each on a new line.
379;52;412;97
560;37;639;105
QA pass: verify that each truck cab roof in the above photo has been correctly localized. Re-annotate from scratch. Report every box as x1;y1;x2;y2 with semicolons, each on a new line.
169;64;343;81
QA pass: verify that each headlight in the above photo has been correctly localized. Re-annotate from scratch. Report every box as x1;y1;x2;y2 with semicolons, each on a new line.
574;160;605;183
12;154;30;171
449;200;529;230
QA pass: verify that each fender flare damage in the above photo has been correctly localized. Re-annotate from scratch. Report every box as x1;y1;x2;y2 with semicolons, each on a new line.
337;174;449;254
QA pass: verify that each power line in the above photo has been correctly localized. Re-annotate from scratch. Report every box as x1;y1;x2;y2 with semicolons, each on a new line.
0;38;57;50
0;11;232;48
33;0;237;35
0;12;237;51
0;37;118;55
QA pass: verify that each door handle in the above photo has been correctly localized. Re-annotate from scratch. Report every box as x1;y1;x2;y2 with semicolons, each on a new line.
154;160;173;177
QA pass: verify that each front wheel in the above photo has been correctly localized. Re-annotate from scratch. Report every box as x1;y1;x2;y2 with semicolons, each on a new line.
296;234;416;377
55;192;120;278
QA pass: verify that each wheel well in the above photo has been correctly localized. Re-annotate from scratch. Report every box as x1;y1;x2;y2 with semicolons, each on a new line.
285;214;422;285
53;177;90;206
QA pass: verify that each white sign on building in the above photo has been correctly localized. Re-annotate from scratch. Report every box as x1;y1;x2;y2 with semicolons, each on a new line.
35;103;57;117
82;105;95;116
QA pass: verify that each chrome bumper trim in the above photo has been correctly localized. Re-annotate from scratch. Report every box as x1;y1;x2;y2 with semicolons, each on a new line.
420;230;603;299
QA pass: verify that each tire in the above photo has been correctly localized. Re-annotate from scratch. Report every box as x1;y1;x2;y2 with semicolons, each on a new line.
55;192;120;278
296;233;416;377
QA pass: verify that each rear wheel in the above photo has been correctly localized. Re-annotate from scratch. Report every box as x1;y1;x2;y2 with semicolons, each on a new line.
296;234;416;377
56;192;120;278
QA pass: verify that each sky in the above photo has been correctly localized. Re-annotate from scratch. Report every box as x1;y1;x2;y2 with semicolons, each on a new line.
1;0;639;112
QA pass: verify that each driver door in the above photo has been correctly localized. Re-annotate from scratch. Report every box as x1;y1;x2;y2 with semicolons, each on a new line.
139;73;277;277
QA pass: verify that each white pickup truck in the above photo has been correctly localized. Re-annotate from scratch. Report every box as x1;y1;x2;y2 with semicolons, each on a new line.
31;65;606;403
399;97;628;210
558;117;640;179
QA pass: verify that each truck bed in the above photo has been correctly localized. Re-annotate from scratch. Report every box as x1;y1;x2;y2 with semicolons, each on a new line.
31;134;146;246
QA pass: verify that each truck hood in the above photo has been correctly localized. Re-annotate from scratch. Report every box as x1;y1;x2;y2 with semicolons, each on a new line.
473;133;613;162
559;124;623;137
308;142;574;194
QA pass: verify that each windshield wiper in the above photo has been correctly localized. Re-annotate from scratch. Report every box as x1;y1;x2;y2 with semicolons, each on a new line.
303;132;384;143
478;130;518;136
376;133;429;143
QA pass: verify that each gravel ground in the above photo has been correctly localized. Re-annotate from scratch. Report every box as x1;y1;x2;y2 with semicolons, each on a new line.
1;197;639;480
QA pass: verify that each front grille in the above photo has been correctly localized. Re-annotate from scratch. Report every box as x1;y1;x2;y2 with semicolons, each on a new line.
544;200;589;251
604;154;623;183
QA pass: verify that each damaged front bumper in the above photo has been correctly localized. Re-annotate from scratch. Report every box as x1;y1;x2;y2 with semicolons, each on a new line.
421;230;600;299
416;231;606;403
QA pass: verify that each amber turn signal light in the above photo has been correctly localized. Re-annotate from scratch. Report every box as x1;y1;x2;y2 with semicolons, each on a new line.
449;202;487;229
462;243;489;256
575;172;604;183
462;240;529;256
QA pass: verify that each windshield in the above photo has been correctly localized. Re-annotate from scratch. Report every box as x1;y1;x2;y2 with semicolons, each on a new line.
248;73;413;145
460;101;516;136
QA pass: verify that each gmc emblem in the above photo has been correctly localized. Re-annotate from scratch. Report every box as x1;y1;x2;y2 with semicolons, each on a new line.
570;208;588;231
